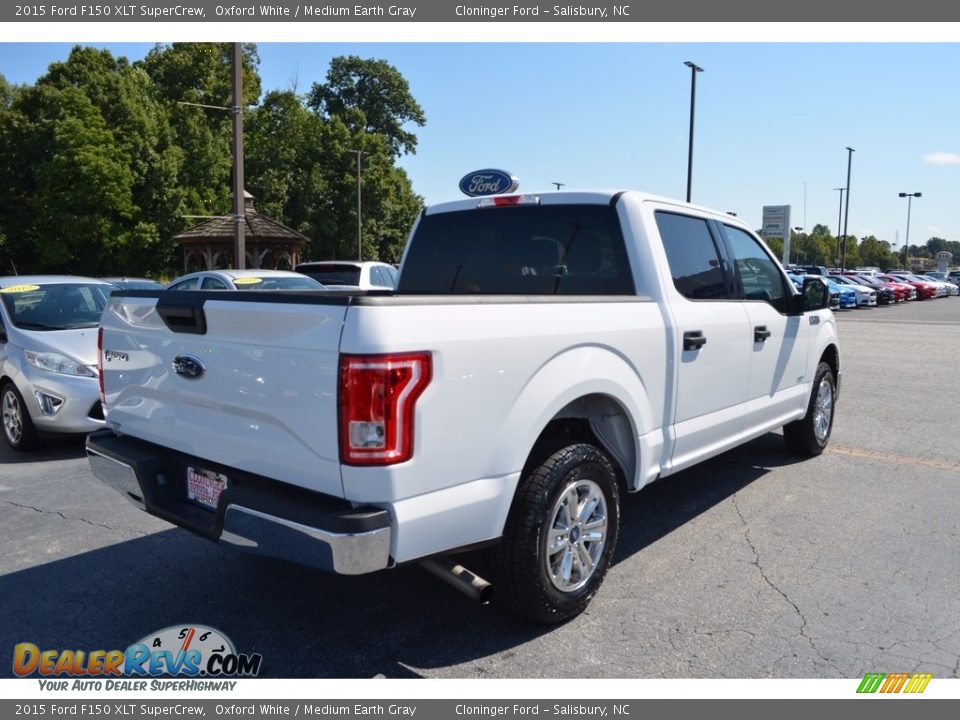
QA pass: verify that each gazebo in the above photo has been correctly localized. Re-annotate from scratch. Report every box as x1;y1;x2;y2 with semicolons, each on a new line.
174;192;310;272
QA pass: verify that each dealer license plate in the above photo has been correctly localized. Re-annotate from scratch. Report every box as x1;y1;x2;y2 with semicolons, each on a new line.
186;466;228;511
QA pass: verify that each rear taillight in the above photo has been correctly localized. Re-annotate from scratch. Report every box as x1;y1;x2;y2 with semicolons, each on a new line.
97;327;105;405
339;352;432;466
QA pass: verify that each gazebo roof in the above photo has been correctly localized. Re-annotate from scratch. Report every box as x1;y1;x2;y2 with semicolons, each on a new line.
173;193;309;247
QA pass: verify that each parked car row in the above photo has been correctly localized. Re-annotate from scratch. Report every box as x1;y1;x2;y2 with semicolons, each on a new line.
0;262;400;451
785;265;960;309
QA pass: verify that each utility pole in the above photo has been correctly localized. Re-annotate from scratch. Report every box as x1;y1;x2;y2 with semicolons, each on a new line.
349;149;369;261
841;147;854;272
683;61;704;203
231;42;246;269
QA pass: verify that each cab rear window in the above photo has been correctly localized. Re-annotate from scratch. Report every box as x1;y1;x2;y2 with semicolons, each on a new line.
398;204;634;295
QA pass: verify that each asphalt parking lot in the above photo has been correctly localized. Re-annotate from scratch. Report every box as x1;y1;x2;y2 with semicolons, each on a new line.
1;299;958;679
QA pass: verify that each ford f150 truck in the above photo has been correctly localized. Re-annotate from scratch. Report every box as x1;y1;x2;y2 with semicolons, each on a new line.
87;191;839;623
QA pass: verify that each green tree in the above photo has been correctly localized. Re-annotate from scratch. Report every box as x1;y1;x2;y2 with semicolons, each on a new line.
308;55;426;158
38;46;183;273
137;43;262;227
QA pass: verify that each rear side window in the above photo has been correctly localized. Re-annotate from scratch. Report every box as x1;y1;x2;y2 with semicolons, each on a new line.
656;212;730;300
297;265;361;285
398;204;634;295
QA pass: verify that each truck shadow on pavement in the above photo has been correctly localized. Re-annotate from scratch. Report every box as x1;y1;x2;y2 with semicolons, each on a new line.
1;432;810;679
0;435;87;464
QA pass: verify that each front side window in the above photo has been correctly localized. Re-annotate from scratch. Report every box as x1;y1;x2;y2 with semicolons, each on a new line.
202;277;229;290
720;224;789;313
656;212;730;300
168;277;200;291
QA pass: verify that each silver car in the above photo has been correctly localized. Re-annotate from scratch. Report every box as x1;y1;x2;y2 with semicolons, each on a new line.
0;276;113;450
165;269;325;291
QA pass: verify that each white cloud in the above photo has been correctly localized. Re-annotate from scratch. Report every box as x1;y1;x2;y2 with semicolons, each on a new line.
923;152;960;165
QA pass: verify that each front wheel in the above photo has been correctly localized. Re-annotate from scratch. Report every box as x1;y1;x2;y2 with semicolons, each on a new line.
2;382;39;451
783;362;836;456
488;443;620;624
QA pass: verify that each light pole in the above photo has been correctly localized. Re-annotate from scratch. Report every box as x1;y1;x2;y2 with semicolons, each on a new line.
841;147;854;272
833;187;845;265
349;149;369;261
898;192;921;270
231;43;246;268
683;61;704;203
793;227;803;264
552;182;566;191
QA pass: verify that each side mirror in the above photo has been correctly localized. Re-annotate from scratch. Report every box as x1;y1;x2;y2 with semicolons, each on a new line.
802;277;830;312
787;277;830;315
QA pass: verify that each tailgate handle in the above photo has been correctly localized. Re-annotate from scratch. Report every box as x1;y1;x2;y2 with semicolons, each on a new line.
754;325;772;342
682;331;707;351
157;297;207;335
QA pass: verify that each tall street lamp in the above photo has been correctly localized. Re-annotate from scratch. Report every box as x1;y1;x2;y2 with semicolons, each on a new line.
683;61;704;203
841;147;854;272
833;187;845;265
898;192;921;270
349;149;370;261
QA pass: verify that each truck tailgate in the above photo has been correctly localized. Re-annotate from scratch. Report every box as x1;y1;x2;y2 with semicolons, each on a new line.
100;293;347;498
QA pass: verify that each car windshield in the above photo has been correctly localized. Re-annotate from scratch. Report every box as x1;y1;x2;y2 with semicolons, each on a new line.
296;265;361;285
1;283;111;330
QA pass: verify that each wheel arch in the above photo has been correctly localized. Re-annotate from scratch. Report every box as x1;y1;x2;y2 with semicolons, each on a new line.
493;346;658;497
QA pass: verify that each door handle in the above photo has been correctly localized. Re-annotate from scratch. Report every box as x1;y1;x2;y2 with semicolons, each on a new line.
683;331;707;351
754;325;772;342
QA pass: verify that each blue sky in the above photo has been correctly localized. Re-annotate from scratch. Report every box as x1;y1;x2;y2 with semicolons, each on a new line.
2;40;959;248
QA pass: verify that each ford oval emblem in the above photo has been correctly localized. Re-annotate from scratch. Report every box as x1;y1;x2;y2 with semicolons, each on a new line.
172;355;205;380
459;169;519;197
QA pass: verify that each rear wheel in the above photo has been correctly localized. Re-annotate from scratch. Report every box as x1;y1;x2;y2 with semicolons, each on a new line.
489;443;620;624
2;382;39;451
783;362;835;456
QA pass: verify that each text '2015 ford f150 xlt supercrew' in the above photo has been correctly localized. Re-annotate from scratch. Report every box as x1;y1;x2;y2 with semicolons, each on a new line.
87;190;839;623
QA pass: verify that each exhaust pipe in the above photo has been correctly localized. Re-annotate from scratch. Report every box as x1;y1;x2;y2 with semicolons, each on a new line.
420;558;493;605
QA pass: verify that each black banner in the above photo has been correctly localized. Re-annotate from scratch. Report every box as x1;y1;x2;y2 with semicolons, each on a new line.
3;1;960;22
2;700;959;720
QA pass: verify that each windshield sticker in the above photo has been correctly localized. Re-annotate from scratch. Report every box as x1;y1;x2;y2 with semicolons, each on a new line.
232;277;263;285
0;284;41;294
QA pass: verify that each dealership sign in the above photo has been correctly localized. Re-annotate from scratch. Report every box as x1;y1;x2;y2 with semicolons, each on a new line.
761;204;792;265
459;169;519;197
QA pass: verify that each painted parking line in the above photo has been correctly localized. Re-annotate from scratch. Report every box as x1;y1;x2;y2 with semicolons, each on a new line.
828;445;960;474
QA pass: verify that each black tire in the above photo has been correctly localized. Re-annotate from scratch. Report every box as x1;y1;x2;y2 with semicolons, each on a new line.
2;381;39;451
783;361;836;456
488;443;620;624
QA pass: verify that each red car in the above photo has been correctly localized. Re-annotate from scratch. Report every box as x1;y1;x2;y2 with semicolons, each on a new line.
868;274;914;302
880;273;938;300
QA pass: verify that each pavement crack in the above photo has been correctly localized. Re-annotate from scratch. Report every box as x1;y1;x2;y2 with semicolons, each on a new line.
731;494;837;672
5;500;148;536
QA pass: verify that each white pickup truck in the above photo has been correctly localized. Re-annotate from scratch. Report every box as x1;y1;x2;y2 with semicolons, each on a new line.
87;191;839;623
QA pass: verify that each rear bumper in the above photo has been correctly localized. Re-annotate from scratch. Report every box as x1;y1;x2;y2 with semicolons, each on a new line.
86;430;391;575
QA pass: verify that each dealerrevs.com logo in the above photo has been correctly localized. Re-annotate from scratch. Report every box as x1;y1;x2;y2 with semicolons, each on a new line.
13;625;262;691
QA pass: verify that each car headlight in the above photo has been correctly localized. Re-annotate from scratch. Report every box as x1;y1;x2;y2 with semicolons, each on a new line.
24;350;96;378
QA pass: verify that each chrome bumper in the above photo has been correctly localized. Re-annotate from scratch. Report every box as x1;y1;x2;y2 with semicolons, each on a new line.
85;431;392;576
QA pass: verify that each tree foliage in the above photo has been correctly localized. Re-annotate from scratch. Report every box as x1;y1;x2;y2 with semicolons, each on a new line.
307;55;426;158
0;44;424;277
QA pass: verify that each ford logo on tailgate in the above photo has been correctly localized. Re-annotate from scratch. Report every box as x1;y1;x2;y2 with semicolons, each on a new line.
172;355;205;380
459;168;519;197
